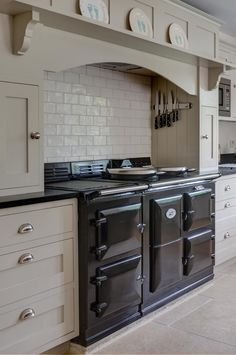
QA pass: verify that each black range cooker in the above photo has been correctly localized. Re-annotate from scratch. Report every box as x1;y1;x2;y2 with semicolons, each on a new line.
45;158;220;346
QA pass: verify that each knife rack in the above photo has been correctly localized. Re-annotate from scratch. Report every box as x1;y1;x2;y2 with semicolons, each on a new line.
153;89;193;130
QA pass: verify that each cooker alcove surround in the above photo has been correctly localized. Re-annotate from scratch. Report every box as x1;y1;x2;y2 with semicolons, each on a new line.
0;0;227;196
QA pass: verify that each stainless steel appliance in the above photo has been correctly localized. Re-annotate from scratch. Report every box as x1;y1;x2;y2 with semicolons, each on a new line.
219;77;231;117
45;158;219;346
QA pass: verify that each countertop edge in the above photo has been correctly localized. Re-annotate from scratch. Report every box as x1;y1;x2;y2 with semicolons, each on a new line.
0;189;78;209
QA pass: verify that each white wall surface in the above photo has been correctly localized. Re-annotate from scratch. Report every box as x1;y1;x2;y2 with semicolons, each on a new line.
44;66;152;162
219;121;236;154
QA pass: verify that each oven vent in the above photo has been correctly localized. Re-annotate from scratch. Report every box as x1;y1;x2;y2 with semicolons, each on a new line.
71;160;109;177
44;163;71;183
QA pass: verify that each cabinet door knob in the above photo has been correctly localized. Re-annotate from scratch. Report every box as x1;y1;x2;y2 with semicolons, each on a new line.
18;223;34;234
31;132;41;140
18;253;34;265
224;232;230;239
225;185;231;192
202;134;209;140
19;308;35;321
225;202;231;208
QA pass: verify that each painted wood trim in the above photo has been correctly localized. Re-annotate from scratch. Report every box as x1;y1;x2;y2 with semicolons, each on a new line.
13;10;40;55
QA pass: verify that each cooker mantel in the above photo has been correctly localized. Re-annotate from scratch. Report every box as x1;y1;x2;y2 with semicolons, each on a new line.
0;0;226;94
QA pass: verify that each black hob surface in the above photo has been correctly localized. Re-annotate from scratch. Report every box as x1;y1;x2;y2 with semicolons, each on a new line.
47;179;138;192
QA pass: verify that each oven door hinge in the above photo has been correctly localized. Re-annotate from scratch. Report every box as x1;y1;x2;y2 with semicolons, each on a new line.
137;223;146;234
91;302;108;317
137;275;146;284
91;275;108;287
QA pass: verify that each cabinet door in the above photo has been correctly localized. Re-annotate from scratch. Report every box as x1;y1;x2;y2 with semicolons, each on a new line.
230;71;236;119
0;82;41;193
200;106;218;171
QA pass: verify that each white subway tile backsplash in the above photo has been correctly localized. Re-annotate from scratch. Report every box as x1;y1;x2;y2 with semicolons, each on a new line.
71;105;87;115
64;136;79;146
56;104;71;115
94;136;106;146
44;66;151;162
79;136;94;146
64;115;80;125
71;125;87;136
87;126;100;136
64;93;79;104
57;125;71;136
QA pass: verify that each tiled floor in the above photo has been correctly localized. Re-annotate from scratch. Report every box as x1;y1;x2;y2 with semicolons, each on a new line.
71;258;236;354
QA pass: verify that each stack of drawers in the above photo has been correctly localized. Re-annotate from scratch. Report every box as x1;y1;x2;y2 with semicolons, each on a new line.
0;199;79;354
216;175;236;265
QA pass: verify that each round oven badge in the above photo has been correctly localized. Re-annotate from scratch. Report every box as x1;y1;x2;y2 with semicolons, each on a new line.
166;208;177;219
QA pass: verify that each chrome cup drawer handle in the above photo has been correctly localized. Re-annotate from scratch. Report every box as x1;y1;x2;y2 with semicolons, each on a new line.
224;232;230;239
225;202;231;208
19;308;35;321
225;185;231;192
18;223;34;234
18;253;34;265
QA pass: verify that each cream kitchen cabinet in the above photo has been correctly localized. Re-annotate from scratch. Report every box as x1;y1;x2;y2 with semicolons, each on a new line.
0;82;42;197
0;199;79;354
218;42;236;66
215;175;236;265
231;71;236;119
200;106;218;171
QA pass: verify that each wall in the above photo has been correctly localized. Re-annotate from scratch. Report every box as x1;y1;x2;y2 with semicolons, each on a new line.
151;76;199;169
44;66;152;162
219;121;236;154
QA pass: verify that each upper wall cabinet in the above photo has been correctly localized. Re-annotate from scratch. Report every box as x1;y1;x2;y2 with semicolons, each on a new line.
0;82;42;196
218;42;236;66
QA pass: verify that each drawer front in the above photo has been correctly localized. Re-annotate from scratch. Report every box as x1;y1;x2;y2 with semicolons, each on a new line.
216;178;236;201
216;197;236;212
0;203;74;249
0;286;74;354
216;215;236;243
216;205;236;220
0;239;73;307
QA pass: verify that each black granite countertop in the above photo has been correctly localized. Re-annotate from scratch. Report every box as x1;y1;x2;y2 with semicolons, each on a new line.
219;167;236;176
0;189;78;209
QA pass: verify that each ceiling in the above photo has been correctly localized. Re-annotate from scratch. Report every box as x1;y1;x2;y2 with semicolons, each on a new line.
181;0;236;37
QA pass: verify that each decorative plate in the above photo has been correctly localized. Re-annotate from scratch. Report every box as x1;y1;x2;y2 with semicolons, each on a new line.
79;0;109;24
129;8;153;38
169;23;189;49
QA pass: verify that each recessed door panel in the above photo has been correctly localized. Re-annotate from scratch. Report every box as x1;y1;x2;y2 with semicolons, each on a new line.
0;82;40;191
94;203;141;260
91;255;141;318
151;195;182;246
183;229;214;276
150;239;182;293
184;189;212;232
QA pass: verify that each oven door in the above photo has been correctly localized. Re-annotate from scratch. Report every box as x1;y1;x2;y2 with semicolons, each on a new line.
151;195;182;246
94;203;141;260
150;195;183;293
183;229;214;276
90;254;141;318
150;240;183;293
183;188;212;232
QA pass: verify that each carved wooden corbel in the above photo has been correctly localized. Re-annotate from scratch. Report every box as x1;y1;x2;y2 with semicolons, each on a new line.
13;10;40;55
208;65;225;91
